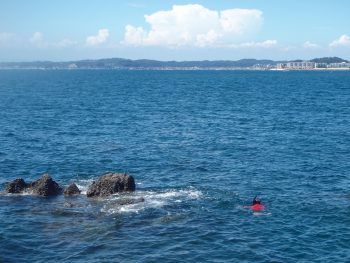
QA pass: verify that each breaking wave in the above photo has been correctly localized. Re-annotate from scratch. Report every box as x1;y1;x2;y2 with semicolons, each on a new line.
73;178;94;195
100;188;203;215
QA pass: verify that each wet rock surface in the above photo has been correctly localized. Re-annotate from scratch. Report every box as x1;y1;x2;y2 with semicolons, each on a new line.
29;173;63;196
115;197;145;206
63;202;75;208
4;172;137;199
64;183;81;196
87;173;135;197
5;173;62;196
5;178;27;193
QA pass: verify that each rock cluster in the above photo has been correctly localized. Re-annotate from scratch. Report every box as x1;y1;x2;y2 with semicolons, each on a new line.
4;172;136;198
5;173;62;196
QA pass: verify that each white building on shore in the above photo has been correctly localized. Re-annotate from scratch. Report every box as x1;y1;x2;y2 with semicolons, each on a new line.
277;61;315;70
328;62;350;69
276;61;350;70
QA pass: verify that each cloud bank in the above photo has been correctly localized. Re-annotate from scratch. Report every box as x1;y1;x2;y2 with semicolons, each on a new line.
30;32;46;47
123;4;264;47
329;35;350;47
28;32;77;49
0;32;16;46
303;41;319;48
86;29;109;46
54;38;77;48
232;39;277;48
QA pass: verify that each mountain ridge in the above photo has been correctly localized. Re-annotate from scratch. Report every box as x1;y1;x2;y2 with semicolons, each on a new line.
0;57;348;69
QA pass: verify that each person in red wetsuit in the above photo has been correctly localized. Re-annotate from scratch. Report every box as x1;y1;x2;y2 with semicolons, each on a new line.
251;195;265;211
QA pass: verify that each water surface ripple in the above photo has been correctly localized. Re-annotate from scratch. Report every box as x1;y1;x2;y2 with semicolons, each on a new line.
0;70;349;262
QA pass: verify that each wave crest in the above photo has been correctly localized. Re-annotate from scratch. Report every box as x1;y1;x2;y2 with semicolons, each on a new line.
101;188;202;215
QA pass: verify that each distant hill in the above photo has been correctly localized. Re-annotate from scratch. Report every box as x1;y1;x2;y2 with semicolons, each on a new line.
69;58;278;68
310;57;348;64
0;58;278;69
0;57;348;69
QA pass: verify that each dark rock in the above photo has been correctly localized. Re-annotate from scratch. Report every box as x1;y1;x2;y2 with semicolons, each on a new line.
87;173;135;197
5;178;27;193
29;173;62;196
116;197;145;206
64;183;81;196
64;202;74;208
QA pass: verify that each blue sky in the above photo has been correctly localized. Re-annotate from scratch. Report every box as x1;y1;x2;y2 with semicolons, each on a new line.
1;0;350;61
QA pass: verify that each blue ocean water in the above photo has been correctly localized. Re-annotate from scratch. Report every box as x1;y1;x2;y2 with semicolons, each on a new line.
0;70;349;262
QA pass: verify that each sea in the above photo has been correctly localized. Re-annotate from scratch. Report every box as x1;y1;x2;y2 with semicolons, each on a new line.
0;70;349;263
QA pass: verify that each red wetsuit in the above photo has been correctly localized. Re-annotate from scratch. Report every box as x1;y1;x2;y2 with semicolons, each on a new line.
242;204;265;211
251;204;265;211
243;197;266;211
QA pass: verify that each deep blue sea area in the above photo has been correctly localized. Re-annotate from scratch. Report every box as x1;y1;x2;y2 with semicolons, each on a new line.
0;70;349;263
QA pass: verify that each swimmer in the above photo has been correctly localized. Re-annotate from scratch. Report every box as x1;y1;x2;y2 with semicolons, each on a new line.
243;195;265;211
252;195;261;205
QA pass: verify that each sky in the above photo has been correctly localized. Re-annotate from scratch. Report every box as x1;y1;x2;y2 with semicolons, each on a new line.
1;0;350;61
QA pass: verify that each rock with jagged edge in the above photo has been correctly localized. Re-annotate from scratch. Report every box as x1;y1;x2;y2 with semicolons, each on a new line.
5;178;28;193
87;173;135;197
28;173;62;196
64;183;81;196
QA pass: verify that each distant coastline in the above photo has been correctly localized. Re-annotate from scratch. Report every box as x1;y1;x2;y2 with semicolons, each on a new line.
0;57;349;71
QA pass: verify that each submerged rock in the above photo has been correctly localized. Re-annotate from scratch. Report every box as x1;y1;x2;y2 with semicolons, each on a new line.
116;197;145;206
64;202;75;208
29;173;62;197
87;173;135;197
64;183;81;196
5;178;27;193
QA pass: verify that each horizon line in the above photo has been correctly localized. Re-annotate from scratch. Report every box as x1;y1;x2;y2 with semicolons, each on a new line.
1;56;349;64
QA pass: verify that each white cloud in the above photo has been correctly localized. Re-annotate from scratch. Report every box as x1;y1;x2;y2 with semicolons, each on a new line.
30;32;43;42
234;39;277;48
329;35;350;47
220;9;263;35
29;32;77;49
124;25;146;46
30;32;47;47
0;32;15;46
303;41;319;48
86;29;109;46
54;38;77;48
122;4;263;47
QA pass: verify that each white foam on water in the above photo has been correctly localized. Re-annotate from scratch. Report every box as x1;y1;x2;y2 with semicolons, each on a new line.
1;192;31;197
253;212;272;216
22;188;35;195
1;188;35;196
74;179;94;195
101;188;202;215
